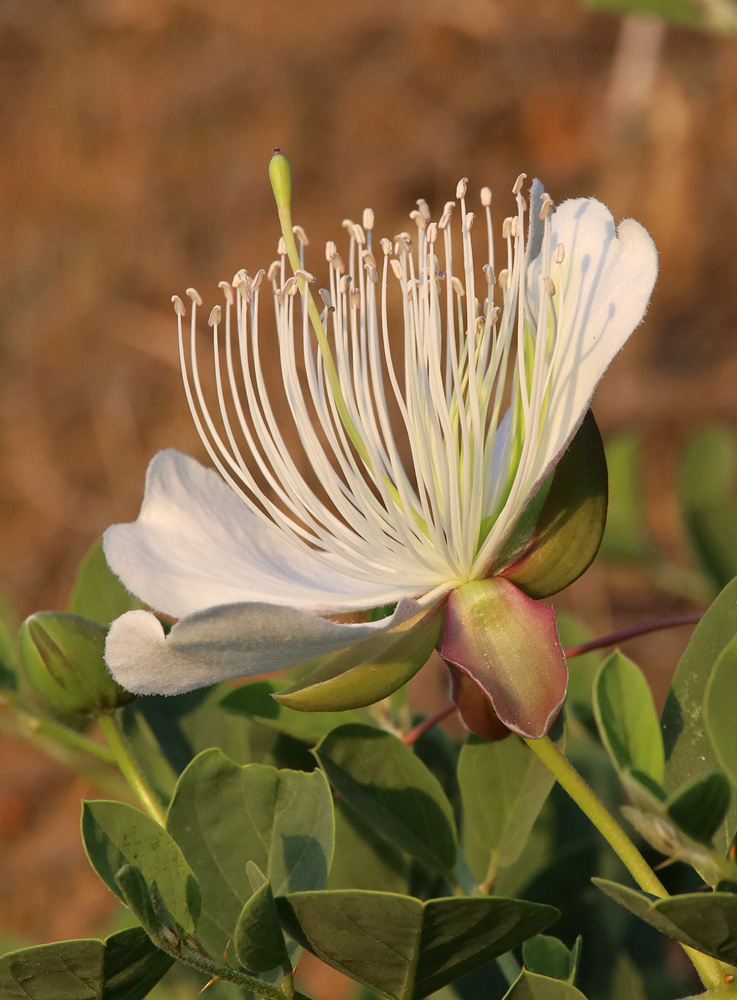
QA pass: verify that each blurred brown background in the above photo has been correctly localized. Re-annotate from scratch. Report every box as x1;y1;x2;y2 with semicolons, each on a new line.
1;0;737;958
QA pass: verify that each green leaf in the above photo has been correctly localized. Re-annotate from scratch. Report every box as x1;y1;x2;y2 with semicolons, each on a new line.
584;0;737;35
276;890;559;1000
705;632;737;793
502;971;589;999
662;574;737;851
500;411;608;599
166;749;333;959
315;724;456;875
81;800;201;936
328;798;410;893
679;424;737;590
221;680;364;744
459;734;556;886
0;928;172;1000
521;935;577;983
234;882;291;974
666;772;731;846
610;952;647;1000
593;651;664;783
594;878;737;965
70;539;144;627
275;604;444;712
0;591;18;690
599;432;654;564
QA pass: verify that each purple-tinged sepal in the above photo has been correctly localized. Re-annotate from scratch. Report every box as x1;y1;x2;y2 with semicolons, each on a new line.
441;578;567;739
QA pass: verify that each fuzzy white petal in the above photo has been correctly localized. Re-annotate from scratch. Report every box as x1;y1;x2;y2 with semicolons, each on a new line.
105;599;421;696
104;450;424;619
479;198;657;568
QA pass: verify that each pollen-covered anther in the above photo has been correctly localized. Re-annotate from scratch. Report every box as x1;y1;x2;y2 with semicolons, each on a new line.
456;177;468;199
480;186;492;207
539;195;555;221
451;276;465;297
409;209;427;231
512;172;527;196
277;237;287;256
319;288;334;311
465;212;475;230
426;222;438;245
294;268;316;283
185;287;203;307
438;212;452;231
292;224;309;246
362;208;375;231
416;198;431;222
543;276;556;297
352;224;366;246
443;200;456;215
483;263;496;286
554;242;566;265
325;240;337;261
498;268;509;289
251;268;265;290
267;261;281;284
283;277;298;297
510;217;520;238
390;259;403;281
379;237;393;256
330;252;346;275
502;217;513;240
340;274;353;294
362;250;378;269
349;287;361;308
208;305;221;328
171;295;186;316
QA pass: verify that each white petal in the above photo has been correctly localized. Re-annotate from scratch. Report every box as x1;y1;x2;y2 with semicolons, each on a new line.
103;450;424;619
105;599;421;696
478;198;657;568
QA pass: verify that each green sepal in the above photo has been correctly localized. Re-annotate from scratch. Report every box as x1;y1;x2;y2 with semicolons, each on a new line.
498;410;608;599
0;927;173;1000
275;603;444;712
275;889;559;1000
20;611;133;716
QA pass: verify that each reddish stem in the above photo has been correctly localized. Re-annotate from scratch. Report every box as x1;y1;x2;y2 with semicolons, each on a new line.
564;612;702;659
403;700;457;745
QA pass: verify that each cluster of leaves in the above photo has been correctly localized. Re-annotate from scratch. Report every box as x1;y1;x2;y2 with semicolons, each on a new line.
1;427;737;1000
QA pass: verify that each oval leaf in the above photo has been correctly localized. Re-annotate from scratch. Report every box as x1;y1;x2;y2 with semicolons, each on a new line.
704;632;737;793
81;799;201;936
0;930;172;1000
166;749;333;959
500;410;608;599
234;882;291;975
315;723;456;875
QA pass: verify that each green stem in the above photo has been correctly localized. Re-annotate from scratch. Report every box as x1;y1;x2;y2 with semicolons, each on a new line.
97;712;167;826
524;735;726;992
0;694;115;764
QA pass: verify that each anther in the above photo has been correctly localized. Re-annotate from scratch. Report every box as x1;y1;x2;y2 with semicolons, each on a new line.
277;237;287;256
340;274;353;294
186;287;203;307
451;276;465;297
349;287;361;307
543;276;556;297
294;268;316;283
512;173;527;196
218;282;235;305
208;305;221;327
325;240;337;260
283;277;298;296
483;263;496;285
510;217;520;238
171;295;186;316
390;259;404;281
267;261;281;283
330;252;346;275
352;224;366;246
251;269;265;290
380;237;393;256
465;212;475;230
438;212;452;231
554;243;565;264
362;250;378;269
539;194;555;221
364;264;378;283
480;186;492;207
502;217;513;240
499;268;509;288
319;288;334;310
342;219;355;231
426;222;438;245
456;177;468;199
416;198;431;222
292;224;309;246
362;208;375;231
409;209;427;231
443;201;456;215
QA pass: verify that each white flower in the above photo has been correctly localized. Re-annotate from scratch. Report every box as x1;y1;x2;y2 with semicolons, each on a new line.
104;160;657;737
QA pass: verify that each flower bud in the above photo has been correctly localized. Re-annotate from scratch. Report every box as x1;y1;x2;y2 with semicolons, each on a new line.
20;611;134;716
269;149;292;210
